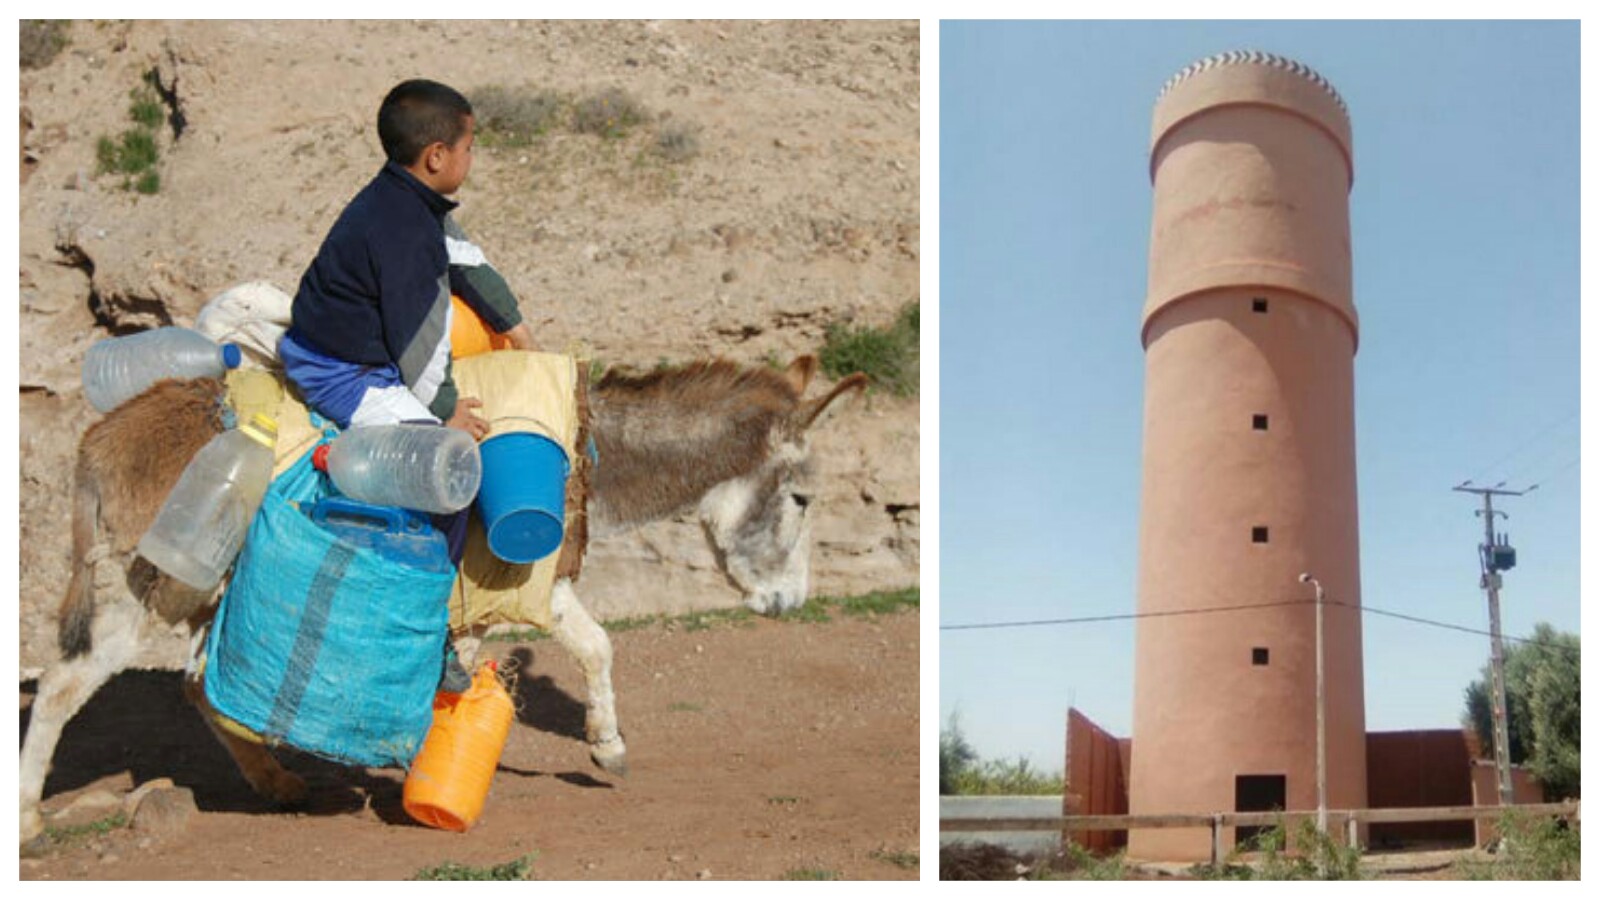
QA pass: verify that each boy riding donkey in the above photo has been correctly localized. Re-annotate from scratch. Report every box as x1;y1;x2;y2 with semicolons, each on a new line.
280;78;535;688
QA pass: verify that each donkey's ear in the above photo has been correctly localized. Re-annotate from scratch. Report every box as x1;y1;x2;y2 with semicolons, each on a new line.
796;373;868;431
782;355;819;395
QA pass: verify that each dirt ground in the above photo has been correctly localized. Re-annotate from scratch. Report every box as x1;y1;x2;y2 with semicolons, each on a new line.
20;609;919;880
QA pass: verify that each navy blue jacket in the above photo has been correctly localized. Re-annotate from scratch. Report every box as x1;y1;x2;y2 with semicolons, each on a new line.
290;162;455;400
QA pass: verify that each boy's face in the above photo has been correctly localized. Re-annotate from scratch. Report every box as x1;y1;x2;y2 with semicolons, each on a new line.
426;115;475;195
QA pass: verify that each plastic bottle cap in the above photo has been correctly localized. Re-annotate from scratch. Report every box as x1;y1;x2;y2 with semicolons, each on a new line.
312;444;330;471
222;344;243;369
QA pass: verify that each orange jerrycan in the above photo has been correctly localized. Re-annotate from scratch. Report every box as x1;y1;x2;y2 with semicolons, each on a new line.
403;660;515;831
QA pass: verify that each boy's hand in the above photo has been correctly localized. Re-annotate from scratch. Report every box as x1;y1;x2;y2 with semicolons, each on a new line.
446;396;490;441
504;323;538;351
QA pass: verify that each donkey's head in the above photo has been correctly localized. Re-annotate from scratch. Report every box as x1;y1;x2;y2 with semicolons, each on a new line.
696;357;866;615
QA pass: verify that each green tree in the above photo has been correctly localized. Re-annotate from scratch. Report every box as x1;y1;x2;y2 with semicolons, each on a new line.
1463;623;1580;800
940;714;979;795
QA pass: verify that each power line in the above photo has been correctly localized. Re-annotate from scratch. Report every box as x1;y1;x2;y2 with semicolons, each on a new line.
1523;455;1580;492
1466;409;1577;487
939;598;1312;631
942;595;1579;657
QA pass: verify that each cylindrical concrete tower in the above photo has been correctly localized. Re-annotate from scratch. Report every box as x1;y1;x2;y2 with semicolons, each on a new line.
1128;51;1366;861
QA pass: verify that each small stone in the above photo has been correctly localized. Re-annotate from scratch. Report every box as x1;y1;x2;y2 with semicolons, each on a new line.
123;777;177;818
721;269;737;283
696;869;713;879
130;785;197;837
668;853;684;863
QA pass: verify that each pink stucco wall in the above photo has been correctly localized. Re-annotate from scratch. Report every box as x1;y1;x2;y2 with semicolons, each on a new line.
1128;53;1367;862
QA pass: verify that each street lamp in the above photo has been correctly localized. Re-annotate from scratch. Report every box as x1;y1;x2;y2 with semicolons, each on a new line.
1299;572;1327;836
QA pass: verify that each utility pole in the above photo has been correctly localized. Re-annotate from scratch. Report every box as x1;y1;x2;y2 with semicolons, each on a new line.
1453;482;1528;807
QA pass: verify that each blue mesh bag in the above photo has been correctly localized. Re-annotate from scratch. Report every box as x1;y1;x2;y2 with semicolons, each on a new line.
203;438;454;768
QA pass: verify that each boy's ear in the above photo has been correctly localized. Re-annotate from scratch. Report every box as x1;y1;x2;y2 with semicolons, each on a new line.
423;142;445;173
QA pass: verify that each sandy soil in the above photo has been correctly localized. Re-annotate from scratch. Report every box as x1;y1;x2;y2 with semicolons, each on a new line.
21;610;919;880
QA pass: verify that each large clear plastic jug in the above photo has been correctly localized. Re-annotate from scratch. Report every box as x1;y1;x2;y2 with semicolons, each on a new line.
137;413;278;591
82;327;243;413
317;424;481;515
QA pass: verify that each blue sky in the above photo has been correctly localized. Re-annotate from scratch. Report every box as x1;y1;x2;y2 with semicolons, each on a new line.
938;20;1580;772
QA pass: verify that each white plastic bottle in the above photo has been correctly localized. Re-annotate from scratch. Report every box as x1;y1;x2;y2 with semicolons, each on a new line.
138;413;278;591
82;327;244;413
317;424;482;515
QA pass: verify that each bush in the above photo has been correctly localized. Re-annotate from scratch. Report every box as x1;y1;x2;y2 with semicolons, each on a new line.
413;854;537;880
1462;811;1581;880
1191;819;1364;880
573;87;647;138
20;20;69;71
95;82;164;193
819;302;919;396
470;84;565;145
654;121;701;162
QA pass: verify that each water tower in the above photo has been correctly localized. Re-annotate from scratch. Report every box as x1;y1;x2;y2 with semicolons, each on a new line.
1127;50;1367;861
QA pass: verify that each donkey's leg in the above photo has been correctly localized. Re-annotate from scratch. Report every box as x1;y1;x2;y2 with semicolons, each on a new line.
19;592;145;844
549;579;626;775
180;670;306;808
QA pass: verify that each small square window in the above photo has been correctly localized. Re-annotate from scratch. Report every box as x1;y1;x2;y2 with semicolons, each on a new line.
1252;647;1270;666
1252;414;1269;431
1252;526;1270;543
1252;298;1269;313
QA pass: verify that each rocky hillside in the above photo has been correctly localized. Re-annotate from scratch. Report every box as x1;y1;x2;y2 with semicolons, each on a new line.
17;20;920;671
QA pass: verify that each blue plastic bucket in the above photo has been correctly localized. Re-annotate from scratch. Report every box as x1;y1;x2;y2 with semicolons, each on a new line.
476;432;569;564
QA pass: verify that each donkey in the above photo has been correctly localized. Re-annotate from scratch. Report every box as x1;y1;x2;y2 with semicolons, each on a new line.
20;356;867;844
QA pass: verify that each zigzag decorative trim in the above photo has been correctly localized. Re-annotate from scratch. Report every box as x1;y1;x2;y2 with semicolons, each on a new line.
1158;50;1347;116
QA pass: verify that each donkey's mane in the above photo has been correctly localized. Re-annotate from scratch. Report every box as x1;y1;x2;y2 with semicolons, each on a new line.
594;360;802;411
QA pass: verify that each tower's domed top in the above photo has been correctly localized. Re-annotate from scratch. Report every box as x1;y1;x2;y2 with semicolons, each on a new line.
1158;50;1347;117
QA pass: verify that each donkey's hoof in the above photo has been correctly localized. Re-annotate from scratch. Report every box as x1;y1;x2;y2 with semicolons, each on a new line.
590;736;628;777
259;769;308;808
20;808;44;847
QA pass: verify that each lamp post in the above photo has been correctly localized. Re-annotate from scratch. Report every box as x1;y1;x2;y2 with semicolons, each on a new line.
1299;572;1327;836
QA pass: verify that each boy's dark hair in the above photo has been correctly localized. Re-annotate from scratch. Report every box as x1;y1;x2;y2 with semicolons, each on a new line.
377;79;474;166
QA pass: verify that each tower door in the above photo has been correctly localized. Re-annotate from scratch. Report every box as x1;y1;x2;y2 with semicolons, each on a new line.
1235;774;1287;849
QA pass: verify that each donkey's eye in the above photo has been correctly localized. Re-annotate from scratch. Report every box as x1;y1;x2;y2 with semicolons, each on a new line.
790;493;811;510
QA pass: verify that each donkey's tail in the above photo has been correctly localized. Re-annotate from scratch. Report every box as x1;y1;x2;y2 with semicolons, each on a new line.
57;460;103;659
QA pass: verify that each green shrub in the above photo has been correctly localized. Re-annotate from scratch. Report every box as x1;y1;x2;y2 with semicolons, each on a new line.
95;82;164;192
573;87;647;138
20;20;69;71
820;302;919;396
471;84;565;145
1190;819;1364;880
129;86;165;130
414;853;538;880
1462;811;1581;880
